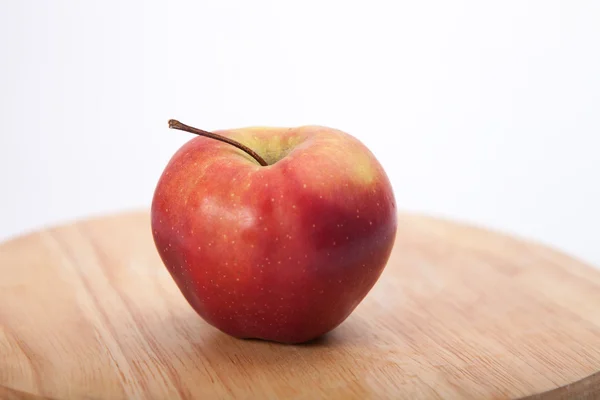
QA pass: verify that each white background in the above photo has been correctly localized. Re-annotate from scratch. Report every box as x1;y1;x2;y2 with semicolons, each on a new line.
1;1;599;267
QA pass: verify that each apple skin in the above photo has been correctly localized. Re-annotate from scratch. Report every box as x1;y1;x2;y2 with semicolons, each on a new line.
151;125;397;344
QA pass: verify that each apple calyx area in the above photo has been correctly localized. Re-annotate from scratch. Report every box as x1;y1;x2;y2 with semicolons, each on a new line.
168;119;269;167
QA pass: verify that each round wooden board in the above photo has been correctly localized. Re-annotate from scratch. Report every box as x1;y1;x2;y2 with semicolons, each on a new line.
1;212;600;400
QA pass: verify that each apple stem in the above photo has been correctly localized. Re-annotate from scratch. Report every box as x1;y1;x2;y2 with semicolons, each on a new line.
168;119;269;167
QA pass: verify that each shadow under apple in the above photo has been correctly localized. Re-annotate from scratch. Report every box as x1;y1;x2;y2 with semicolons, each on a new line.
127;304;381;398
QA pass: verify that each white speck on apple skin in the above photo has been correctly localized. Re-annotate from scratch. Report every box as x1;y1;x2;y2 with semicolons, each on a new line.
303;184;307;188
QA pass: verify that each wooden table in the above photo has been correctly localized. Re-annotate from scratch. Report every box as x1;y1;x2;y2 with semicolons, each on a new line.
1;211;599;399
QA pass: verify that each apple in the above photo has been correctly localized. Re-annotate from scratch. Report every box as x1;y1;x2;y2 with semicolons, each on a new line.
151;120;397;344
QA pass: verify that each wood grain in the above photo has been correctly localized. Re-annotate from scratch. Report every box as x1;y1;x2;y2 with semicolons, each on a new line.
1;211;600;399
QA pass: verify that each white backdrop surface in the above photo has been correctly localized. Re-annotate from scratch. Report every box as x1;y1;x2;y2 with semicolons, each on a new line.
1;1;599;267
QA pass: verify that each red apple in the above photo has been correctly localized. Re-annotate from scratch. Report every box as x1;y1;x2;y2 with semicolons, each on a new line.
151;120;397;344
